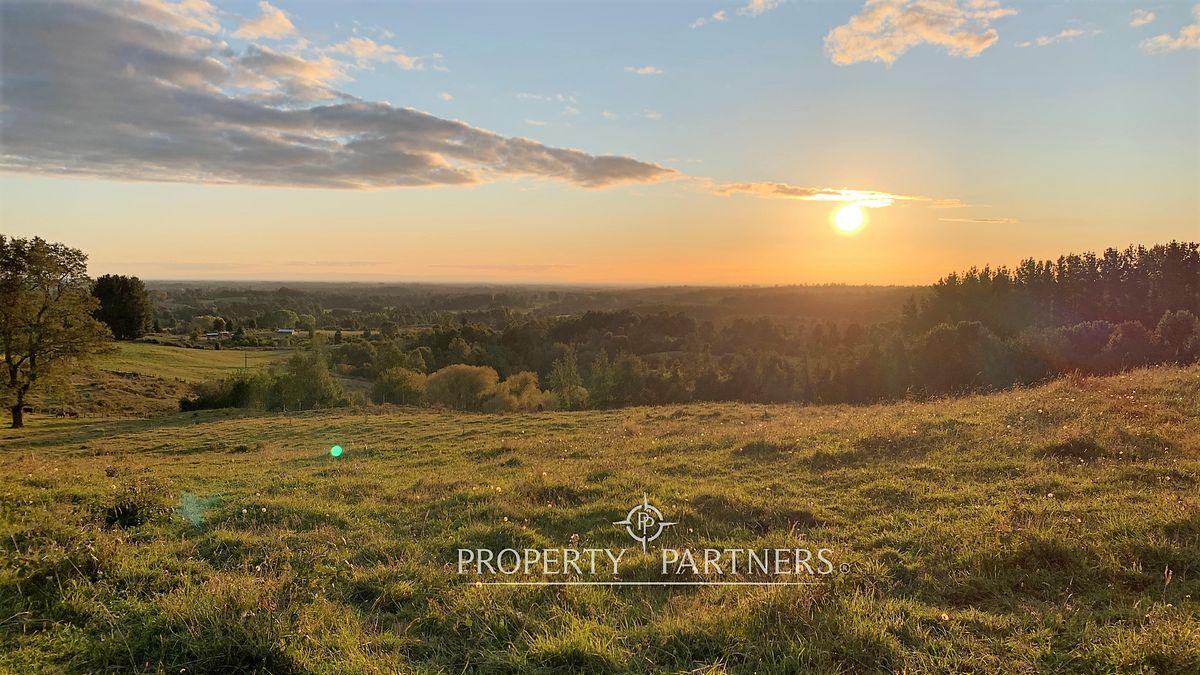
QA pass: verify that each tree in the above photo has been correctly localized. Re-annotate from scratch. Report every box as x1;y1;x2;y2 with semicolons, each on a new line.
1;236;111;427
267;351;346;411
373;367;426;405
446;337;472;365
424;364;499;410
297;314;317;336
267;309;298;329
1155;310;1200;364
611;352;646;405
546;345;587;410
190;314;221;332
587;350;616;408
91;274;153;340
1103;321;1155;371
912;321;1015;395
486;371;544;412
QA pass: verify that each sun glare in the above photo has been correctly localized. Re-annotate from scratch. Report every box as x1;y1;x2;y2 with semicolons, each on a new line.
833;204;865;234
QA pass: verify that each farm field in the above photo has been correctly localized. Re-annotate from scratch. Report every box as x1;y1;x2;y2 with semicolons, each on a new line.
92;342;290;383
1;366;1196;672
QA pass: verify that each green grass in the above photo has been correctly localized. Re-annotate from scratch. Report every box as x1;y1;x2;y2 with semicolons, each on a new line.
1;366;1197;672
92;342;289;383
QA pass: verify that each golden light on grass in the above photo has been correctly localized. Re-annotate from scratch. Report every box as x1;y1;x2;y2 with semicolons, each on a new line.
833;204;865;235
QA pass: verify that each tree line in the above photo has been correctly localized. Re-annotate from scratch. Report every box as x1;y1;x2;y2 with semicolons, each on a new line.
4;235;1199;426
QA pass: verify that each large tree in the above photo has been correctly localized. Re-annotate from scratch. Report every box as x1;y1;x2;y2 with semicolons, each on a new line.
1;236;111;428
92;274;153;340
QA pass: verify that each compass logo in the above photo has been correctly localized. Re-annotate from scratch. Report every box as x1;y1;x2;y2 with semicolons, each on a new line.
613;494;677;552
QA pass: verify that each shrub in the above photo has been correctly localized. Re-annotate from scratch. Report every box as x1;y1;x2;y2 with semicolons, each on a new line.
912;321;1016;395
373;367;426;405
267;351;347;411
484;371;544;412
1063;321;1116;370
182;351;346;412
181;370;272;411
547;346;587;410
423;364;499;411
1103;321;1155;371
1155;310;1200;364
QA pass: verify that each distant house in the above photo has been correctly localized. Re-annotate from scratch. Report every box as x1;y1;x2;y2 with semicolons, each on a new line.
203;331;233;340
276;328;295;335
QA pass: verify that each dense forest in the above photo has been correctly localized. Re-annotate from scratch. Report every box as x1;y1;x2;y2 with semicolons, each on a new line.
169;242;1200;413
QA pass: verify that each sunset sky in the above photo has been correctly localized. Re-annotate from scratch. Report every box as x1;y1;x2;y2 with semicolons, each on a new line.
1;0;1197;284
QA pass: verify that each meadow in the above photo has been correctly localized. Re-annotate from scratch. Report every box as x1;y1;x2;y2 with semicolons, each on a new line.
1;364;1197;672
92;343;288;383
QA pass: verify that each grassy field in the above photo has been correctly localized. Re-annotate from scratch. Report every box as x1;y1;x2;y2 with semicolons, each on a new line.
92;343;289;383
1;366;1197;672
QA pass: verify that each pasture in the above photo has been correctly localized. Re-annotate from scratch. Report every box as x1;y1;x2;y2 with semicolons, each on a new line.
1;366;1197;671
92;342;289;383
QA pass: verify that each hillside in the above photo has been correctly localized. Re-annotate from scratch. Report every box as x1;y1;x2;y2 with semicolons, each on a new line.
23;343;293;419
1;366;1197;672
92;342;288;383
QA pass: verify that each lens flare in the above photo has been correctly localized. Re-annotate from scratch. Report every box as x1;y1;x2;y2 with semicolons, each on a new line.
330;444;343;457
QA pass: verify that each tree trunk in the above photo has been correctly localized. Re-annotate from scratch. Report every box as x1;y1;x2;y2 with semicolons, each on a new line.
10;404;23;429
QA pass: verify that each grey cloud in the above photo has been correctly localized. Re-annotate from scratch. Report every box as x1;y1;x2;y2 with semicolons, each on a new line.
0;0;675;190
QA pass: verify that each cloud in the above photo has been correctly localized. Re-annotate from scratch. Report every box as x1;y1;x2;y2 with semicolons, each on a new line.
235;44;347;98
690;9;728;28
938;216;1018;224
328;36;425;70
234;1;295;39
516;92;576;103
642;110;663;120
601;111;618;120
524;119;548;126
825;0;1016;66
708;182;930;208
0;0;675;190
430;263;574;272
740;0;782;18
1130;9;1156;27
140;0;220;33
438;92;453;101
625;65;663;75
1141;4;1200;52
930;198;969;208
1016;27;1100;48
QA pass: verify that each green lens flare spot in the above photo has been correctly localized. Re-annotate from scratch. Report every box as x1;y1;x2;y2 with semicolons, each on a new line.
330;445;343;457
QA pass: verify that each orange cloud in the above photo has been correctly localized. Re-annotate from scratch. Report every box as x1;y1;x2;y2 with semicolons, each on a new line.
825;0;1016;66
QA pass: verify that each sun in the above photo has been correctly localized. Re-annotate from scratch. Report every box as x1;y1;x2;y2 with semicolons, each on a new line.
833;204;865;234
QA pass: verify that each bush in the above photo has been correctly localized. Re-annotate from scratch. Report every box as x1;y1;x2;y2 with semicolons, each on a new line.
423;365;498;411
267;351;347;411
1060;321;1115;373
182;351;346;412
373;367;426;405
912;321;1016;395
1155;310;1200;364
1103;321;1155;371
181;370;272;411
483;371;544;412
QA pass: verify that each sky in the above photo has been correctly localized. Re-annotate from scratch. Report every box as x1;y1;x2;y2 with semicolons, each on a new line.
1;0;1197;285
